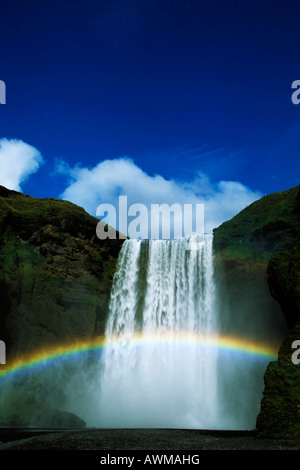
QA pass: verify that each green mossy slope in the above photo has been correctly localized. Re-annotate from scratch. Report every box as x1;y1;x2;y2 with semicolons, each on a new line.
0;185;124;356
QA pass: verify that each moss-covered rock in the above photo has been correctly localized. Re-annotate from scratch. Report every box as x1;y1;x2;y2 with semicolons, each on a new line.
213;184;300;438
213;185;300;259
0;186;125;427
0;185;124;357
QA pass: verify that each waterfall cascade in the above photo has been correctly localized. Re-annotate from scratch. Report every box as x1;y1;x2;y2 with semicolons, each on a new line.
97;234;282;429
99;235;219;428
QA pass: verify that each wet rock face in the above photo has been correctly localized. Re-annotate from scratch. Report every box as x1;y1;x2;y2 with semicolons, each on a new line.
267;245;300;329
213;185;300;438
256;244;300;437
0;186;124;357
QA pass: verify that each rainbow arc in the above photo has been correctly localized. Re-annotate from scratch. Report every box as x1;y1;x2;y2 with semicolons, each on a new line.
0;331;279;382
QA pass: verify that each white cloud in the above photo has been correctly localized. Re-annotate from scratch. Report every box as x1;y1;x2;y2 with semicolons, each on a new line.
0;138;43;191
58;157;262;233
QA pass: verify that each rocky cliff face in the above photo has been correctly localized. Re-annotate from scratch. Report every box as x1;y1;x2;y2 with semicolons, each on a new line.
0;185;124;357
256;243;300;437
213;184;300;438
0;186;124;427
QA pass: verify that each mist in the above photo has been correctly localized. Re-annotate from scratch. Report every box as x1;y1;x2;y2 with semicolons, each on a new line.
0;235;287;430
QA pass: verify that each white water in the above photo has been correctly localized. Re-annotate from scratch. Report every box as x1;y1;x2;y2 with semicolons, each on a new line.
51;234;287;429
99;235;220;428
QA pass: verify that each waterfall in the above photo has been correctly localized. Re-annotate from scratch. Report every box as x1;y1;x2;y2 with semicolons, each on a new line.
64;234;286;430
99;235;220;428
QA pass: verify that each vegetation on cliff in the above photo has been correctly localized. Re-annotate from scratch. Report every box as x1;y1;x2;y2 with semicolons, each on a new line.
213;184;300;438
0;185;124;427
0;185;123;356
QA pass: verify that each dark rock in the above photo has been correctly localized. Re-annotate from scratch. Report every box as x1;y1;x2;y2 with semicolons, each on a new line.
0;408;86;429
32;408;86;428
256;243;300;437
267;244;300;329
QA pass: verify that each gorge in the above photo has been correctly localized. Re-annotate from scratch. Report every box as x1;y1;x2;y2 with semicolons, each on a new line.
0;184;299;438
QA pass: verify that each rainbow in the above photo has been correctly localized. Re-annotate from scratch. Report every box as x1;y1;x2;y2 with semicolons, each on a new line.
0;332;279;382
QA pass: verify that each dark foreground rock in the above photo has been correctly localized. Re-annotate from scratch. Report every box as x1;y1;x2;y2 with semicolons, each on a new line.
0;428;299;451
30;409;86;428
0;409;86;429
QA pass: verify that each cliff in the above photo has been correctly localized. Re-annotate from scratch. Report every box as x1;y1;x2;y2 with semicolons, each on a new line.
0;185;124;357
0;186;124;427
213;184;300;438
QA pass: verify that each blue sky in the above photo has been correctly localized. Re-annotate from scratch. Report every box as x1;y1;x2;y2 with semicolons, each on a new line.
0;0;299;231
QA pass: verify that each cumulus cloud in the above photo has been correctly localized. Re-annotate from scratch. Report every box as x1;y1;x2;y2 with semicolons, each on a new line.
0;138;43;191
58;157;262;233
